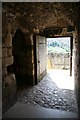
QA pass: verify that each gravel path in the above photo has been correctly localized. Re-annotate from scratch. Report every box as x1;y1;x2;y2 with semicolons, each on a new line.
17;70;78;113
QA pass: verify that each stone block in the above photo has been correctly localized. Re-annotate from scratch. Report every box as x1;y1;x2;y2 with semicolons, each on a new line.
3;47;13;58
5;32;12;47
2;68;7;77
3;73;16;87
2;47;7;58
0;45;2;59
7;47;12;56
0;58;2;69
2;56;13;68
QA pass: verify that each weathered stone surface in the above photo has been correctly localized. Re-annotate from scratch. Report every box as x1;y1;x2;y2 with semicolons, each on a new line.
5;29;12;47
2;47;7;58
2;47;12;58
7;47;12;57
3;73;16;87
2;3;76;39
2;68;7;77
0;57;2;68
2;56;13;68
0;45;2;59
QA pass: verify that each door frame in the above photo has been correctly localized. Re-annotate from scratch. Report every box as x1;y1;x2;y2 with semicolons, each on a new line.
47;36;73;76
33;34;37;85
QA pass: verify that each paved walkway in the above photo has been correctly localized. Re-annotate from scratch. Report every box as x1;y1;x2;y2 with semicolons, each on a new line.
17;69;78;113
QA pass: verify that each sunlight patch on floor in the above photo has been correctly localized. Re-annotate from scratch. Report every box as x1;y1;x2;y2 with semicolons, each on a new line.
47;69;74;90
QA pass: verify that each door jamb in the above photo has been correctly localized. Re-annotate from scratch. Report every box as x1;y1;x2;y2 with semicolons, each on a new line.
33;34;37;85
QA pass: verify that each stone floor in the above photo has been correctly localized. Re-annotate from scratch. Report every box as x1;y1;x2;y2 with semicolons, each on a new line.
17;69;78;113
3;102;78;118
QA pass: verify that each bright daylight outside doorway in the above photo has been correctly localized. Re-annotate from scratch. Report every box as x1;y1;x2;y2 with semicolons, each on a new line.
47;37;74;90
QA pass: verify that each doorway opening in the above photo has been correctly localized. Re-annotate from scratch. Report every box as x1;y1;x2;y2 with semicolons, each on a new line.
47;37;74;90
12;29;27;89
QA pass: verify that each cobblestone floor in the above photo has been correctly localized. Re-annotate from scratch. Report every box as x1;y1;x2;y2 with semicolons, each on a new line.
17;70;78;113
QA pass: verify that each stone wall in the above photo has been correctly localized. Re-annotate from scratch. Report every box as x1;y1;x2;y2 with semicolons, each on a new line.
2;24;17;114
73;28;80;116
2;10;35;113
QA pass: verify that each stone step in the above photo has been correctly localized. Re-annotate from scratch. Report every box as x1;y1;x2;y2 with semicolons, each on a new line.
3;102;78;118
